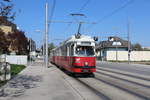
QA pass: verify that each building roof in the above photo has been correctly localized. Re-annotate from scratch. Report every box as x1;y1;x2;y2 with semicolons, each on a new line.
96;36;129;50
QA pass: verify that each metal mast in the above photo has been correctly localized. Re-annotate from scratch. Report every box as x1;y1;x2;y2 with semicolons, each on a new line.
45;2;49;68
127;19;131;64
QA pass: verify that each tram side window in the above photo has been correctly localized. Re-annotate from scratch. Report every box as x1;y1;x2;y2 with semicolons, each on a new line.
70;44;74;56
62;46;67;56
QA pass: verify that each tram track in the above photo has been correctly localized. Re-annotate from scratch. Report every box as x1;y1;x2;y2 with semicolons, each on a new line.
61;68;150;99
75;78;111;100
55;64;150;100
94;74;150;100
94;67;150;100
59;67;110;100
96;67;150;88
96;70;150;88
96;67;150;81
71;66;150;100
75;77;145;100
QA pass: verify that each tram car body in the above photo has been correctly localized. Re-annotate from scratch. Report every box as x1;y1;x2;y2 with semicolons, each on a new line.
50;34;96;74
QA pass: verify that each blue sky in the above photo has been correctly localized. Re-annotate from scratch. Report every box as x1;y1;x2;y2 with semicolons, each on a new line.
12;0;150;47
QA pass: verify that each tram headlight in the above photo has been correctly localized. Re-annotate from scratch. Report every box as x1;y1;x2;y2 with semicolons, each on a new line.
75;58;80;63
84;62;88;66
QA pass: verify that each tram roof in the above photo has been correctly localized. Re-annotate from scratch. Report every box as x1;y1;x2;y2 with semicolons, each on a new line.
65;35;95;43
52;35;95;50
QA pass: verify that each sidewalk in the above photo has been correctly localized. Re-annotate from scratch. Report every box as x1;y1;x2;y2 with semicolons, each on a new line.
0;60;82;100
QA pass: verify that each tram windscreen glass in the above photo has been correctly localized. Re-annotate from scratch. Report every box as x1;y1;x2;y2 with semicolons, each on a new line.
76;46;94;56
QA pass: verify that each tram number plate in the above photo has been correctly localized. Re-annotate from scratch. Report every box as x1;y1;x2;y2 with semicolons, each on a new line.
83;69;89;72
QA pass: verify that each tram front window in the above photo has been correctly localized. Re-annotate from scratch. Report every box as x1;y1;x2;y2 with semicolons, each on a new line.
76;46;94;56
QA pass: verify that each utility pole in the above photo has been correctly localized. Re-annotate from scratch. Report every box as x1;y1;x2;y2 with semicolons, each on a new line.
115;36;118;62
43;32;45;58
45;2;49;68
127;19;131;64
29;38;32;65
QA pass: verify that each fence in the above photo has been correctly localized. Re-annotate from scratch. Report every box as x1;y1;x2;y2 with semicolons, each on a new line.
0;55;27;65
106;51;150;61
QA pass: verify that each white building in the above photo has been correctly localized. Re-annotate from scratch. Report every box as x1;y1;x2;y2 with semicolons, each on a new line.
96;36;129;61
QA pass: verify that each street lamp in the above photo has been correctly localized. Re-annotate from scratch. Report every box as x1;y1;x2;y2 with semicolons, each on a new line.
35;30;45;58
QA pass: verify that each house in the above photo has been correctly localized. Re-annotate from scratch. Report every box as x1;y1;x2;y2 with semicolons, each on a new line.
0;25;12;34
96;36;129;61
143;47;150;51
0;16;16;34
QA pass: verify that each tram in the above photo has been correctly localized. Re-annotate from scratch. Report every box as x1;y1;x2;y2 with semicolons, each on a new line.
50;33;97;74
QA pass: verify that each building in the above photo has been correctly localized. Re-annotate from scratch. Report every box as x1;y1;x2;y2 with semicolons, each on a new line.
143;47;150;51
96;36;129;61
28;38;36;60
0;16;16;34
28;38;36;52
0;25;12;34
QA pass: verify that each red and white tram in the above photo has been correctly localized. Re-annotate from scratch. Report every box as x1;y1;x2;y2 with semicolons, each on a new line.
50;34;97;75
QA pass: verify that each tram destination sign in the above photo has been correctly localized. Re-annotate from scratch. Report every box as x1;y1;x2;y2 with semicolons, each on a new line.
81;42;91;45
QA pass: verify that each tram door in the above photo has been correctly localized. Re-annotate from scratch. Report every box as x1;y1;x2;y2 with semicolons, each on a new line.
69;44;74;67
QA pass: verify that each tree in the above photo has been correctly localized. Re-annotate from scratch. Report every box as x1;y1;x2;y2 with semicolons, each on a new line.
0;29;9;54
0;0;28;55
0;0;16;21
132;43;143;51
7;30;28;55
48;43;55;55
0;29;28;55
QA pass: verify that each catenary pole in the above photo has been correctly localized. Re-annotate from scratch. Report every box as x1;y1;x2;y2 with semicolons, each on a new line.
127;19;131;64
45;2;49;68
115;35;118;62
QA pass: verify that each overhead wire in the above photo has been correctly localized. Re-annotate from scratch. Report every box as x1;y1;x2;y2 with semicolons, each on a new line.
63;0;91;36
49;0;56;27
49;0;56;42
78;0;91;13
86;0;135;31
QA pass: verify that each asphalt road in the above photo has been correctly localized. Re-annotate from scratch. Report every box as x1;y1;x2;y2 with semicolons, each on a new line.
96;61;150;76
1;60;150;100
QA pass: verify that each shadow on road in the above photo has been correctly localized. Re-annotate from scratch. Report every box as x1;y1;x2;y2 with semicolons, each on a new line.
0;75;42;97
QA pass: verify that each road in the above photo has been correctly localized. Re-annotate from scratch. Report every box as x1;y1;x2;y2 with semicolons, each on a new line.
65;61;150;100
67;61;150;100
97;61;150;76
1;60;150;100
85;61;150;100
56;61;150;100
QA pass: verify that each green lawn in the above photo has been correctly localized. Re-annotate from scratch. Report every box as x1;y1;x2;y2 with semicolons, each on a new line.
11;64;26;76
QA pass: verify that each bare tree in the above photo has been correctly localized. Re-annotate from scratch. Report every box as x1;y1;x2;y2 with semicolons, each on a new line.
0;0;16;21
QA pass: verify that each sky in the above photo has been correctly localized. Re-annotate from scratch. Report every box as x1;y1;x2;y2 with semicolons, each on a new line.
12;0;150;48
